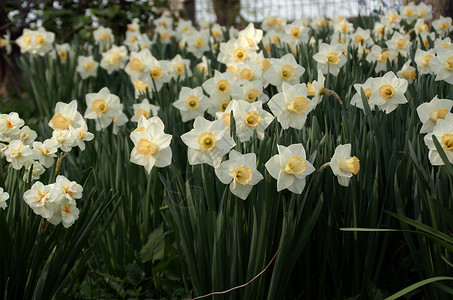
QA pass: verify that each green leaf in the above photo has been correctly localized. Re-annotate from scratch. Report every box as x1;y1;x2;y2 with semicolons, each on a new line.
125;263;145;286
140;226;165;264
385;277;453;300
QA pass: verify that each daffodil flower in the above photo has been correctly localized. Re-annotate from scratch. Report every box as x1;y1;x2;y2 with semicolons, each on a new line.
329;144;360;187
0;188;9;210
130;116;173;174
181;117;235;168
215;150;263;200
424;114;453;165
417;96;453;134
265;144;315;194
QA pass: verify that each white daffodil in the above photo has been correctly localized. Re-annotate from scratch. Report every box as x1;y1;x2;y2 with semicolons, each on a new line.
172;87;209;122
262;29;282;54
186;32;210;59
307;71;325;106
70;124;94;151
372;22;387;40
400;4;417;22
231;80;269;103
93;26;114;50
3;140;33;170
175;20;195;40
238;23;263;48
202;70;236;98
417;96;453;134
265;143;315;194
52;129;76;152
210;23;225;41
236;62;263;82
381;9;400;29
313;43;346;76
0;31;12;55
0;188;9;210
155;26;175;44
231;100;274;142
262;12;286;32
366;45;392;73
181;117;235;168
125;48;154;79
40;175;82;228
268;82;315;130
130;116;172;173
18;126;37;146
368;71;408;114
100;45;128;74
329;144;360;187
416;2;433;21
124;31;141;51
263;53;305;91
32;139;58;168
334;19;353;35
0;112;25;142
351;28;372;47
218;35;258;67
397;60;416;83
23;181;56;219
146;56;171;92
196;55;210;75
76;55;98;79
132;77;153;98
414;49;435;75
29;27;55;56
53;175;83;202
55;43;70;63
168;54;192;80
215;100;236;128
414;21;430;38
429;49;453;84
434;37;453;54
283;20;310;48
131;99;160;122
84;87;123;130
51;197;80;228
49;100;85;130
153;16;173;29
112;113;129;135
23;161;45;182
350;77;377;111
386;32;411;58
215;150;263;200
16;29;34;54
424;113;453;165
432;17;452;36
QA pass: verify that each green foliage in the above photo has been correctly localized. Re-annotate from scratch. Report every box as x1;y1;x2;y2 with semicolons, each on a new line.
5;12;453;300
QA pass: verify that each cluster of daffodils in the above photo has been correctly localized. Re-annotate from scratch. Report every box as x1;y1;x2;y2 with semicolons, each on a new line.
7;0;453;204
1;101;94;181
417;96;453;165
1;99;93;227
0;116;86;227
24;176;82;228
350;71;408;113
15;27;55;56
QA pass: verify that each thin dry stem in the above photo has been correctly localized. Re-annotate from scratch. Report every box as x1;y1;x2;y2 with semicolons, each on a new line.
190;212;289;300
322;88;343;105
